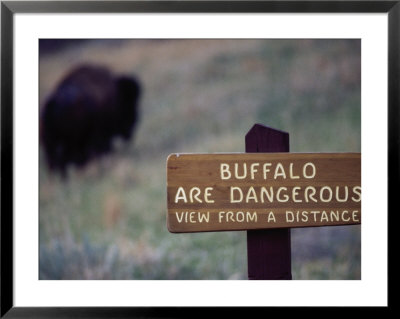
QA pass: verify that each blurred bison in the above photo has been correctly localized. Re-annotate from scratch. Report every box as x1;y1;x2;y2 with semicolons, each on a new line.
40;64;141;175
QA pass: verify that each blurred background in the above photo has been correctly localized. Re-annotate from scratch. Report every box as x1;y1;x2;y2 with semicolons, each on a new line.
39;39;361;280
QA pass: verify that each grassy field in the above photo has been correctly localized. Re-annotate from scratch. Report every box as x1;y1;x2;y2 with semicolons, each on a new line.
39;39;361;280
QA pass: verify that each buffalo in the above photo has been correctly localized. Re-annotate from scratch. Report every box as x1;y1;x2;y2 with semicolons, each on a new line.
40;64;141;175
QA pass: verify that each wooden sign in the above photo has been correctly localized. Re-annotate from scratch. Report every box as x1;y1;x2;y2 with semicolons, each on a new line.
167;153;361;233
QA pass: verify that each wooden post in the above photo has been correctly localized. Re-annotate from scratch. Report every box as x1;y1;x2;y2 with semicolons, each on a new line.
245;124;292;280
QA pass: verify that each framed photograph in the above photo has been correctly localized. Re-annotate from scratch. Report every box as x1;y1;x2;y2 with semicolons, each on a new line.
1;0;396;316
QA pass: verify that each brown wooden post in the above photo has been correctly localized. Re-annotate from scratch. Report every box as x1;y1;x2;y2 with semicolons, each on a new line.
245;123;292;280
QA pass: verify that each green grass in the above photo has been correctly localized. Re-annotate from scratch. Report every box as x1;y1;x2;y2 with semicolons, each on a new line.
39;39;361;280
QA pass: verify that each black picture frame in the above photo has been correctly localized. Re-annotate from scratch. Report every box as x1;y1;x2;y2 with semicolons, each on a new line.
1;1;396;317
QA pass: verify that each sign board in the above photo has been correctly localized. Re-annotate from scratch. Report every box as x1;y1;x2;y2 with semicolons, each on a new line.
167;153;361;233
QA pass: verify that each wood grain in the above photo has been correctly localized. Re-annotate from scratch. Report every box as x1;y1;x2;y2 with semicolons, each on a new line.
167;153;361;233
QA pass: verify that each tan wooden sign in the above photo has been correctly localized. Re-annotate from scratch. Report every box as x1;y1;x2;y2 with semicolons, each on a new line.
167;153;361;233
